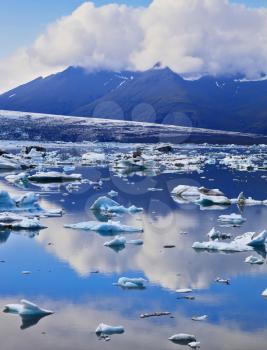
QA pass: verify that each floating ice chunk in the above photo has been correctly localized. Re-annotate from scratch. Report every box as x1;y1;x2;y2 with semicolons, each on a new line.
247;230;267;247
63;165;75;172
29;171;82;183
193;231;263;252
64;220;143;234
43;209;63;217
218;213;246;225
188;341;201;349
207;227;231;240
108;190;118;197
215;277;230;285
262;289;267;297
176;289;192;293
82;152;106;165
232;192;263;206
0;215;46;230
95;323;124;336
90;196;143;214
192;315;208;321
14;192;41;211
0;190;17;209
3;299;53;316
114;277;147;289
196;194;231;206
0;156;23;170
104;235;126;247
169;334;196;345
245;255;264;265
5;172;28;188
172;185;230;206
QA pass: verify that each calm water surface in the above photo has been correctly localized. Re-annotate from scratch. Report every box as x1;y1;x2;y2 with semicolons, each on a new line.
0;143;266;350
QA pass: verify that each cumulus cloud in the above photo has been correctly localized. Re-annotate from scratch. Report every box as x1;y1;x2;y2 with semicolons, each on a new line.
1;0;267;92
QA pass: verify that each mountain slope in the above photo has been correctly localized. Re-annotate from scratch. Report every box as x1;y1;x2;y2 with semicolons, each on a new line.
1;66;267;134
0;67;137;115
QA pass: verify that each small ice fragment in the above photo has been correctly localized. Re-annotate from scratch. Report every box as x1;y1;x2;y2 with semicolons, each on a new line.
169;333;196;345
192;315;207;321
245;255;264;265
188;341;201;349
108;190;118;197
21;271;31;275
95;323;124;336
215;277;230;285
114;277;147;289
176;288;192;293
104;236;126;248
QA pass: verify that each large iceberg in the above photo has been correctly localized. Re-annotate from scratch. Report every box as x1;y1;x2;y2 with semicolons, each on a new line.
172;185;230;206
193;230;267;252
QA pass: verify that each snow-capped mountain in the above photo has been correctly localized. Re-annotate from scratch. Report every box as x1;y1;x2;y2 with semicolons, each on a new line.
1;66;267;134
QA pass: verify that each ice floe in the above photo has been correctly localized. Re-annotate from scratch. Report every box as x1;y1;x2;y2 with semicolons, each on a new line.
95;323;124;337
113;277;147;289
3;299;53;316
90;196;143;214
207;227;231;240
244;255;264;265
193;230;267;252
169;333;197;345
64;220;143;234
218;213;246;226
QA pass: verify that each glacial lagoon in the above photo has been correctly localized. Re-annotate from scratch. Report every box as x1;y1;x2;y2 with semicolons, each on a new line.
0;141;266;349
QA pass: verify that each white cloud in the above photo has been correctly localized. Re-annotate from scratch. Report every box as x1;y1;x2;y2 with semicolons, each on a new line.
1;0;267;92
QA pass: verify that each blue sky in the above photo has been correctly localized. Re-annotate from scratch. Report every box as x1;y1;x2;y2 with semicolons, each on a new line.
0;0;266;58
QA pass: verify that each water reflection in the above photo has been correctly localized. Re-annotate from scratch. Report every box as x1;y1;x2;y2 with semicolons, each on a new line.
0;296;266;350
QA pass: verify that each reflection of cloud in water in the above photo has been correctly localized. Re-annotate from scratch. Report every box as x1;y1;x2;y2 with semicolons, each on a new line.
36;208;267;290
0;296;266;350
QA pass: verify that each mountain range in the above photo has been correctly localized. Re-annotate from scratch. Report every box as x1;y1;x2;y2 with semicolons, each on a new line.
0;66;267;134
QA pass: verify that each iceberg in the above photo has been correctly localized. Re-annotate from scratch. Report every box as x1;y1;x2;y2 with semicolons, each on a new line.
176;288;192;293
192;315;208;321
104;235;126;248
28;171;82;183
244;255;264;265
64;220;143;234
82;152;106;165
127;239;144;245
5;172;28;188
114;277;147;289
169;334;196;345
262;289;267;297
3;299;54;330
90;196;143;214
192;231;267;252
3;299;53;316
218;213;246;225
188;341;201;349
95;323;124;336
247;230;267;247
207;227;231;240
0;214;46;230
172;185;231;206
